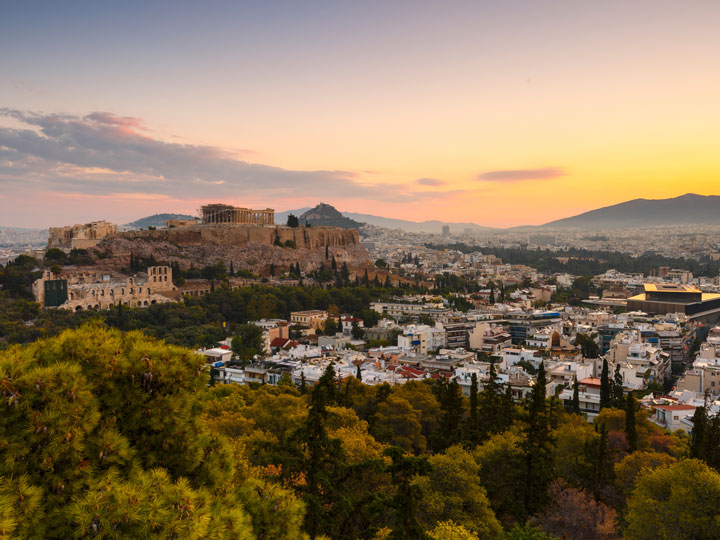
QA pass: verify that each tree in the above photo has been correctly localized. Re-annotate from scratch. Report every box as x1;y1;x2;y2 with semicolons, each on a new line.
520;361;555;517
626;459;720;540
612;364;624;406
384;446;430;540
473;431;526;524
428;521;479;540
571;375;580;414
289;363;348;537
477;361;513;440
374;395;426;454
466;373;480;445
575;333;599;359
414;446;502;539
614;451;675;500
356;363;362;382
535;480;619;540
0;324;248;539
375;259;388;269
505;525;560;540
351;321;364;340
599;359;612;409
323;317;338;336
287;214;299;228
231;323;264;362
690;405;708;461
625;392;638;453
432;380;465;452
44;248;67;263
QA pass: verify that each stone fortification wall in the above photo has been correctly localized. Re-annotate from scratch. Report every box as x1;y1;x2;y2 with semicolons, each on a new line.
92;224;369;275
117;225;360;250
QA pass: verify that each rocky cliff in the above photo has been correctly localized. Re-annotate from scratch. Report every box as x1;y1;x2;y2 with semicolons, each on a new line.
92;224;370;274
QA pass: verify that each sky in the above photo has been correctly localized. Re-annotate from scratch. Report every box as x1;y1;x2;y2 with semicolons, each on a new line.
1;0;719;228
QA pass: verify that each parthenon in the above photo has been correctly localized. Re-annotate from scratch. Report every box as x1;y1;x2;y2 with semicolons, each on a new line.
200;204;275;225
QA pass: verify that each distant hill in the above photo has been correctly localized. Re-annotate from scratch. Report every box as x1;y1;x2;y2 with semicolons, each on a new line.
124;213;196;230
299;203;364;229
343;212;495;234
275;207;312;226
540;193;720;229
275;207;494;233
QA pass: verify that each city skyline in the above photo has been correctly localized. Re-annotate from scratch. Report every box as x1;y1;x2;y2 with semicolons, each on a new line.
2;1;720;228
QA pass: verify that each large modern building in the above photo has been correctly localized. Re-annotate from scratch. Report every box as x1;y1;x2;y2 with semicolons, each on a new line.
626;283;720;322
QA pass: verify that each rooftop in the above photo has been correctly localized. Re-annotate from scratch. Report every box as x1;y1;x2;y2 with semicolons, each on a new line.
643;283;701;294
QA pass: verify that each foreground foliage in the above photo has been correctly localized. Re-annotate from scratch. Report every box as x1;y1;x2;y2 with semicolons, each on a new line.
2;324;719;539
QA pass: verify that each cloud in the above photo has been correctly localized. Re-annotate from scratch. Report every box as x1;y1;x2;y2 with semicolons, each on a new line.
476;167;565;182
0;108;463;205
416;177;447;186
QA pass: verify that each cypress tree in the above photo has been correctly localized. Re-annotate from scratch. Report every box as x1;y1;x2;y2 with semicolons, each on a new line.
600;358;612;409
520;361;554;518
613;364;624;406
300;371;307;395
384;447;430;540
585;422;613;499
571;374;581;415
625;392;638;453
297;363;345;537
229;260;235;276
467;372;479;445
690;405;708;461
432;380;464;452
478;361;512;438
356;363;362;382
325;244;329;259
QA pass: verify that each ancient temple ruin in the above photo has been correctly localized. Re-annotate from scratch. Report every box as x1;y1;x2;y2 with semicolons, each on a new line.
200;204;274;225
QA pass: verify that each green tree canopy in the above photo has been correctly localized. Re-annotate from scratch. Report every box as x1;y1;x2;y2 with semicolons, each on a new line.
626;459;720;540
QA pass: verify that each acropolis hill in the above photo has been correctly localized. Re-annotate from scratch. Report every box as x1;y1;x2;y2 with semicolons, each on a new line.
78;204;370;275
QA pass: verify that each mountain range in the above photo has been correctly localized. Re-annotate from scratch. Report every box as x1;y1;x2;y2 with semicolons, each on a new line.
539;193;720;229
105;193;720;234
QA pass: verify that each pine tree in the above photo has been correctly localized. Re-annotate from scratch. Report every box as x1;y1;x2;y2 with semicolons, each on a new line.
600;358;612;409
571;374;581;415
625;392;638;453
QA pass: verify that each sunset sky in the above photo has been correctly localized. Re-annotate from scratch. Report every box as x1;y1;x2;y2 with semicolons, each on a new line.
2;0;719;228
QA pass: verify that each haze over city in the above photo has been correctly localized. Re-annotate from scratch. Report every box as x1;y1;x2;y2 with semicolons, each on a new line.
2;0;719;228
